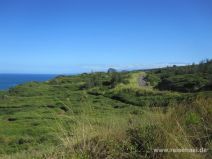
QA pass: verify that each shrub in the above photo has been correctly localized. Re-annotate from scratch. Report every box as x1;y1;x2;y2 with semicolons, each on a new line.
145;73;160;86
157;74;208;92
127;125;166;159
185;112;201;125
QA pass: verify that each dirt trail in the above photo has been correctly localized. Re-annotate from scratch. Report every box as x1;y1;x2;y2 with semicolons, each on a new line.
138;75;147;86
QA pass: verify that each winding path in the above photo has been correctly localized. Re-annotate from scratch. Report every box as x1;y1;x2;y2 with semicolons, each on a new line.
138;75;147;86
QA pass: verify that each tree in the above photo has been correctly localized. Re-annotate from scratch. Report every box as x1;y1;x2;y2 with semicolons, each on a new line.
84;73;102;88
110;72;122;88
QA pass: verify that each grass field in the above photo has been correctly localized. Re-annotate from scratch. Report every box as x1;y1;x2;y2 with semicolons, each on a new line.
0;66;211;158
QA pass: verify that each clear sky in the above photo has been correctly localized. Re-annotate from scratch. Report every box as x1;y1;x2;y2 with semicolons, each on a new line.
0;0;211;74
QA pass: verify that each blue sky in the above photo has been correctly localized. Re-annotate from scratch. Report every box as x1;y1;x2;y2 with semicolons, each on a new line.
0;0;211;74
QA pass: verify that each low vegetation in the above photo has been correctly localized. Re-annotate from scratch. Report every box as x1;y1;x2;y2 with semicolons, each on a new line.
0;60;211;158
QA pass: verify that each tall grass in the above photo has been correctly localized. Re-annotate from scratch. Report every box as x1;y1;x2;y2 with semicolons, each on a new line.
1;95;211;159
31;95;211;158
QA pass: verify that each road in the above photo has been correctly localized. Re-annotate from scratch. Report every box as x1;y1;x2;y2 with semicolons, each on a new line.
138;75;147;86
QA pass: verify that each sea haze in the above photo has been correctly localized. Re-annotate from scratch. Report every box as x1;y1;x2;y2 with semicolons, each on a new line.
0;74;58;90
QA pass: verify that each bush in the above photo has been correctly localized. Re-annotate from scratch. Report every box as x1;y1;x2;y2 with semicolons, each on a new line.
127;125;165;159
145;73;160;86
185;112;201;125
157;74;208;92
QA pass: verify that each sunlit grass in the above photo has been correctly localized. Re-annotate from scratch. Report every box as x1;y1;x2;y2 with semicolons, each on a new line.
0;70;211;158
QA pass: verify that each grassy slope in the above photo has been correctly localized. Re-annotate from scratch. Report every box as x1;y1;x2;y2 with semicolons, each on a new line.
0;71;211;159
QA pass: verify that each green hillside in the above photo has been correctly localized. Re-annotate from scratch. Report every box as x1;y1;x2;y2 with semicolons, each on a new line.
0;60;212;159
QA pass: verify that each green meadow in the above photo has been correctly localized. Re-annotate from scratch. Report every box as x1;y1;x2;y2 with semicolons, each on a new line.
0;60;212;159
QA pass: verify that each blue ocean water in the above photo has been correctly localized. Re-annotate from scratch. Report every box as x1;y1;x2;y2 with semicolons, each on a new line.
0;74;57;90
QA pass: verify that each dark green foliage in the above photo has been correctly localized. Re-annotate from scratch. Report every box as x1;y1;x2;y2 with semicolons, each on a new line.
198;59;212;74
107;88;185;107
84;71;129;89
113;103;127;109
7;117;17;121
145;73;160;86
157;74;208;92
203;74;212;90
84;72;108;89
85;73;102;88
60;106;69;112
146;59;212;92
87;87;104;96
110;72;123;88
18;137;34;145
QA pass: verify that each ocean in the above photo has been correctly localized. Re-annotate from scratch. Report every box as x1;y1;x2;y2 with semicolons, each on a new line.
0;74;58;90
